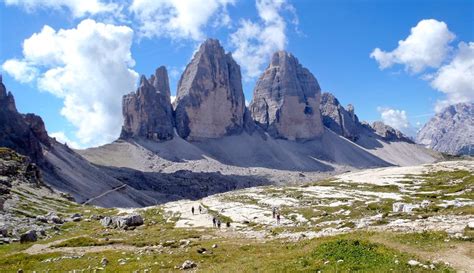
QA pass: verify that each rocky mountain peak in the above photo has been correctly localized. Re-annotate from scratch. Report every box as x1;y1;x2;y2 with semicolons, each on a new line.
320;92;360;141
370;121;413;143
249;51;324;140
174;38;245;140
121;66;174;141
417;103;474;155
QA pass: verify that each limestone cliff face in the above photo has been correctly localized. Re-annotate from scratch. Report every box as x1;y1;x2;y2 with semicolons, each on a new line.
0;76;50;162
174;39;246;140
369;121;413;143
417;103;474;155
249;51;324;140
121;67;174;141
320;92;360;141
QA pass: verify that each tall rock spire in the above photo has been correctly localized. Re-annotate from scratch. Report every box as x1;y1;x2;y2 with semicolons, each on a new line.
249;51;324;140
174;39;246;140
121;66;174;140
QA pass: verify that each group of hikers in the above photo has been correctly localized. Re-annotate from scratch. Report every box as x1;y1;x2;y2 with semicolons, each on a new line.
190;204;282;227
190;205;230;229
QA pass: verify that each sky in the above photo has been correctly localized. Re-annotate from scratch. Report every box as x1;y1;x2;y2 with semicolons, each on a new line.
0;0;473;148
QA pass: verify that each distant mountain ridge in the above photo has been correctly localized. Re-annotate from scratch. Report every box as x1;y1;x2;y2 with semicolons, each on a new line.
417;103;474;156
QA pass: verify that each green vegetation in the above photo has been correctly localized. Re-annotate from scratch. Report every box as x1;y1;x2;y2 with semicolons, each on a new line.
52;236;117;248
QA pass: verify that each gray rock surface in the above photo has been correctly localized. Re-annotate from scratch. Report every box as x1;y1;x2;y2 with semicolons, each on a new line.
369;121;413;143
121;67;174;141
100;214;144;229
174;39;245;140
249;51;324;140
20;230;37;243
417;103;474;155
0;76;48;162
320;92;360;141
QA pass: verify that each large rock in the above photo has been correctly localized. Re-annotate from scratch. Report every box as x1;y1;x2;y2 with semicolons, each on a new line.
20;230;37;243
320;92;360;141
249;51;324;140
174;39;246;140
121;66;174;141
417;103;474;155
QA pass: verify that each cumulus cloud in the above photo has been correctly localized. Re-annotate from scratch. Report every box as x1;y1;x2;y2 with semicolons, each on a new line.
230;0;295;79
431;42;474;112
377;107;416;137
130;0;235;40
50;131;81;149
4;0;119;18
370;19;455;73
1;59;38;83
2;19;138;147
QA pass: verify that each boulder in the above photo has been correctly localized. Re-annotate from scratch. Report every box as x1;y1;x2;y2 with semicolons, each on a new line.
249;51;324;140
100;214;144;229
320;92;360;141
20;230;37;243
174;39;246;140
180;260;197;270
121;66;174;141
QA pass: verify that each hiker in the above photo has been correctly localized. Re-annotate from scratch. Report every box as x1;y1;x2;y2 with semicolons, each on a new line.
191;206;195;215
212;217;216;228
217;219;221;229
276;213;281;225
272;207;277;218
226;221;231;228
198;205;202;214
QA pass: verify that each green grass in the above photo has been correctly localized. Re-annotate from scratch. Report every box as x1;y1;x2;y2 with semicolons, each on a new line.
52;236;117;248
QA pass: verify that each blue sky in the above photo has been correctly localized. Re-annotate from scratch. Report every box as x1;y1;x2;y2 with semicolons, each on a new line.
0;0;473;148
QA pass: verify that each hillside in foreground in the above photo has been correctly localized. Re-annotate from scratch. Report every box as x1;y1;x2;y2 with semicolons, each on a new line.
1;148;472;272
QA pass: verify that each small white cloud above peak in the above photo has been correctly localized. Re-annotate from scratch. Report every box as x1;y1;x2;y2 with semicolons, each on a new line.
50;131;81;149
370;19;455;73
377;107;416;137
130;0;235;41
230;0;297;80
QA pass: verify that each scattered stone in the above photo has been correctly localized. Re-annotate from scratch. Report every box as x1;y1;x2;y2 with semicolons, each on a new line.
20;230;37;243
467;221;474;229
179;260;197;270
408;260;420;266
197;247;207;254
212;244;218;248
100;257;108;267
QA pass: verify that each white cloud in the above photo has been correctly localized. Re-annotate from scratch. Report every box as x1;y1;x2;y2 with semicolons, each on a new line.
50;131;81;149
431;42;474;112
370;19;455;73
4;0;119;18
2;19;138;147
130;0;235;40
1;59;38;83
230;0;295;79
170;95;176;104
377;107;416;137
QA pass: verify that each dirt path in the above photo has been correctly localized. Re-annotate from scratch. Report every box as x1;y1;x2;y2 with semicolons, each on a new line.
370;237;474;272
164;200;216;228
82;184;127;205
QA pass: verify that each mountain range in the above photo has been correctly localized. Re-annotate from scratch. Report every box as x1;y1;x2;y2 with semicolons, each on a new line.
2;38;466;207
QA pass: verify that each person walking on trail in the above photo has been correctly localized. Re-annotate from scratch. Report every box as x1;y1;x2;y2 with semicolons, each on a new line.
276;213;281;225
272;207;277;218
198;205;202;214
212;217;216;228
191;206;195;215
217;219;221;229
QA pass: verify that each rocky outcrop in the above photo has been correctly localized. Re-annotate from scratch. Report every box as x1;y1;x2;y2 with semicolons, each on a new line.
249;51;324;140
121;66;174;141
174;39;245;140
0;76;49;162
320;92;360;141
369;121;413;143
417;103;474;155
